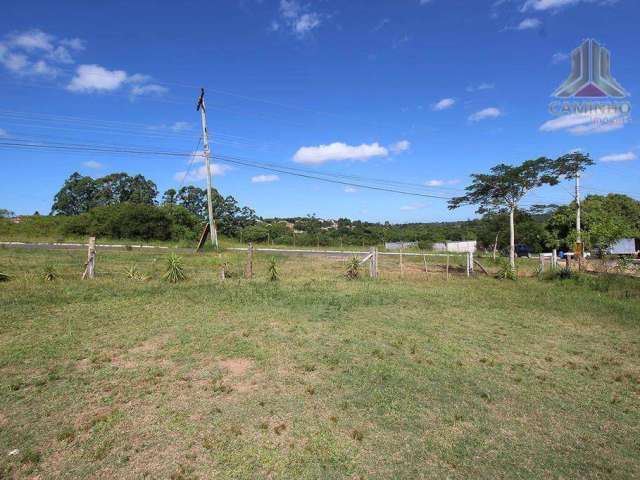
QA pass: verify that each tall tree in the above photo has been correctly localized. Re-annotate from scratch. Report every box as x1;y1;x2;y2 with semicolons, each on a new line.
162;188;177;206
51;172;100;215
449;159;558;267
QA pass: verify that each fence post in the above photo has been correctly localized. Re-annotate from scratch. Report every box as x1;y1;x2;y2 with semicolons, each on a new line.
539;254;545;273
369;247;379;279
245;242;254;279
82;237;96;280
446;254;450;281
400;246;404;279
552;249;557;270
465;253;470;277
423;254;428;278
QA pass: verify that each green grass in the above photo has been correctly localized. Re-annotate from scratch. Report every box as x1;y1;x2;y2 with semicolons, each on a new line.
1;248;639;479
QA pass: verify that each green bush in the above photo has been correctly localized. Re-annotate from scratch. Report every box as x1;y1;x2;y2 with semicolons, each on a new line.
63;203;200;241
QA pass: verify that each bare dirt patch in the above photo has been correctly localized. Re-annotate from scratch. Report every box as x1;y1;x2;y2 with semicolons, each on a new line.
219;358;252;376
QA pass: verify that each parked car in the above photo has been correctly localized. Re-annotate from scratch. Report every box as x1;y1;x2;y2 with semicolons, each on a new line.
515;244;532;258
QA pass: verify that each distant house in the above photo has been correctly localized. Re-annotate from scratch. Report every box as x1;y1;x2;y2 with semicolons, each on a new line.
432;241;477;253
609;238;640;256
385;241;418;251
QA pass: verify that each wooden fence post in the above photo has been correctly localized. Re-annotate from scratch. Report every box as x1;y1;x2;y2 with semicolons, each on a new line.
369;247;379;279
423;254;428;279
400;245;404;279
245;242;254;279
552;249;557;270
539;254;545;273
446;254;450;281
82;237;96;280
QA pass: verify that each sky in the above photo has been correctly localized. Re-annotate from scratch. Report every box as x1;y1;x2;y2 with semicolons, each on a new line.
0;0;639;223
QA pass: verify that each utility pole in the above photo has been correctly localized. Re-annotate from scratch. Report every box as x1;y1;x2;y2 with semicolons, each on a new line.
196;88;218;248
575;170;581;245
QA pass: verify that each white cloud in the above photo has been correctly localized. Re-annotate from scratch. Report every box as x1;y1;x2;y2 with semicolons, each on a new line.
344;186;358;193
389;140;411;154
512;18;542;30
294;13;321;34
466;83;495;93
400;203;426;211
251;174;280;183
59;38;86;51
0;29;84;77
432;98;456;111
552;52;569;64
175;152;231;182
425;179;459;187
600;151;637;163
277;0;322;37
130;83;168;97
171;122;192;132
522;0;579;11
2;53;28;73
293;142;389;165
67;64;127;92
539;110;625;135
8;29;55;51
522;0;619;11
82;160;103;169
67;64;166;97
469;107;502;122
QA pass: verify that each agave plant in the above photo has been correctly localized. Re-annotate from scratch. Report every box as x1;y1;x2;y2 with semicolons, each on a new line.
41;264;59;282
495;261;517;281
345;257;360;280
268;257;279;282
163;253;186;283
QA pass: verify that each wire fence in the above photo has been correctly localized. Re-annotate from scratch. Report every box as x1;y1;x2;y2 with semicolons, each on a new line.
0;243;476;281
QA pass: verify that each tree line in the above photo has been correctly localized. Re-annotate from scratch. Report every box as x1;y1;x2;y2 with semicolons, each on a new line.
2;157;637;255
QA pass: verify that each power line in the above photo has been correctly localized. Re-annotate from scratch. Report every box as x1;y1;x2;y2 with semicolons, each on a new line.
0;140;455;200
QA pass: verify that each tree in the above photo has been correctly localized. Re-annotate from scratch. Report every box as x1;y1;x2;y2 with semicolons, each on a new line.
545;194;640;251
449;159;558;267
176;185;208;219
95;173;158;206
51;172;158;215
51;172;100;215
0;209;15;218
162;188;177;206
552;152;595;248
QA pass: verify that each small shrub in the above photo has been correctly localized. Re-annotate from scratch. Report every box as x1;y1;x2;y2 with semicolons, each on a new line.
163;253;186;283
345;257;360;280
495;261;517;281
268;257;279;282
41;264;59;281
126;264;147;281
0;272;10;282
556;266;576;280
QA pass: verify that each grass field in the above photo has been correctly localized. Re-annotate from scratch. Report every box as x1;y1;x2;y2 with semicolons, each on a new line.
1;247;639;479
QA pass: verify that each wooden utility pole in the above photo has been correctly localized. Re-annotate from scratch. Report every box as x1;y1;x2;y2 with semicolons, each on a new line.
82;237;96;279
196;88;218;248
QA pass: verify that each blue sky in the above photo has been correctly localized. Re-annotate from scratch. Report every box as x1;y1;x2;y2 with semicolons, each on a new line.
1;0;638;222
